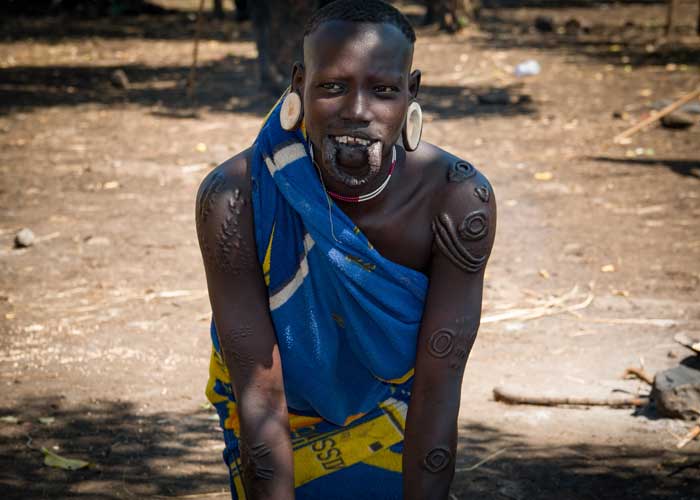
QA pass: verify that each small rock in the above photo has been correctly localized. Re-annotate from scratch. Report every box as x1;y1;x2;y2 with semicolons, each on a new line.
478;89;510;106
84;235;110;246
652;364;700;420
682;102;700;115
14;228;35;248
534;16;554;33
110;69;130;89
564;18;581;36
661;111;695;129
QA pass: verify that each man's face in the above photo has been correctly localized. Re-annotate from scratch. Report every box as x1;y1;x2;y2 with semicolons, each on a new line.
297;21;417;188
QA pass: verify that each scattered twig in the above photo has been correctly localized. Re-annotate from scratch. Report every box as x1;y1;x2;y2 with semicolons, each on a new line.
493;386;648;408
613;88;700;143
153;491;228;499
677;420;700;449
579;318;679;328
482;286;594;324
187;0;206;103
455;448;509;472
622;367;654;385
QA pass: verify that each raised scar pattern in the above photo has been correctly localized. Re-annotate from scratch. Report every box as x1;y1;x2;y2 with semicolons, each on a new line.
198;172;226;224
474;185;490;203
447;161;476;183
458;210;489;241
423;446;452;473
427;329;455;358
215;188;254;274
242;442;274;481
432;213;487;273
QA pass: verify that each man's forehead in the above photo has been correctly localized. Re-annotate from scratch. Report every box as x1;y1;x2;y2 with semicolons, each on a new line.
303;20;413;69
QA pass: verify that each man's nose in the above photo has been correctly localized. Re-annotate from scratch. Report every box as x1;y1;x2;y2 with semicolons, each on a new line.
340;90;373;124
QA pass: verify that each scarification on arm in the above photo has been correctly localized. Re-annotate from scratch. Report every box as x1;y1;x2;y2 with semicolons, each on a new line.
241;441;275;481
426;318;478;373
423;446;452;473
197;171;226;224
431;213;488;273
447;161;476;183
214;188;255;274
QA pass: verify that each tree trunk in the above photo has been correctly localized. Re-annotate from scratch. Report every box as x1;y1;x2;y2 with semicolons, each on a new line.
425;0;480;33
249;0;318;95
213;0;224;19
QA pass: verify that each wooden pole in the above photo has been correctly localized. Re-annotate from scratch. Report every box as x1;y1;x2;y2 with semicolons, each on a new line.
613;88;700;143
187;0;207;103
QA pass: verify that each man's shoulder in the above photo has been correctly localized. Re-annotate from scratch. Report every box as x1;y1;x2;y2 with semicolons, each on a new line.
409;142;494;209
195;147;255;231
410;143;496;271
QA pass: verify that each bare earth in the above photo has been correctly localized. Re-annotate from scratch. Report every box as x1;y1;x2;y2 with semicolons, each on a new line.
1;2;699;499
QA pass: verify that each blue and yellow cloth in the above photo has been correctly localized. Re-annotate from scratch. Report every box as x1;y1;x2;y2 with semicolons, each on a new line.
206;95;428;498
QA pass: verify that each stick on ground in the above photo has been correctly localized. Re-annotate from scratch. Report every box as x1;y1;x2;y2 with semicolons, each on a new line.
493;386;648;408
614;88;700;143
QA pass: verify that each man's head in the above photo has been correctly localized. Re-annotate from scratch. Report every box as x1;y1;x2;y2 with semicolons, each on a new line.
292;0;421;189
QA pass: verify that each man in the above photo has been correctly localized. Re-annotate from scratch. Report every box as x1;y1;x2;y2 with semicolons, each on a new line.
196;1;496;499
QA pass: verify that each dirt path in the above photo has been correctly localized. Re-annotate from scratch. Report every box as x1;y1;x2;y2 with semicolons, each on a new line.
1;2;699;499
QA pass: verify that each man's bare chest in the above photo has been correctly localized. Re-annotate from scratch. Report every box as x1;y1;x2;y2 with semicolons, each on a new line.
349;195;434;275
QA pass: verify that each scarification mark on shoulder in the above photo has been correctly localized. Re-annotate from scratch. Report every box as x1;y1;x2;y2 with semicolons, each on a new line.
214;188;255;274
447;161;476;183
474;184;490;203
198;171;227;224
423;447;452;473
458;210;489;241
432;213;487;273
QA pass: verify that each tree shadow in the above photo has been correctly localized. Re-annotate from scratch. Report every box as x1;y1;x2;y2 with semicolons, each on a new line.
0;54;277;116
483;0;666;8
420;82;536;119
453;421;699;499
0;12;253;43
472;2;700;68
589;157;700;179
0;397;229;499
0;58;537;120
2;398;698;499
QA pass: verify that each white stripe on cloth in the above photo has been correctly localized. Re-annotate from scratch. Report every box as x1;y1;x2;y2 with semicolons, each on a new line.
264;143;307;176
269;233;316;311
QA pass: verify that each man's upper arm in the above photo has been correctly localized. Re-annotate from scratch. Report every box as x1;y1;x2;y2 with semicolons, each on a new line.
195;153;284;403
420;161;497;380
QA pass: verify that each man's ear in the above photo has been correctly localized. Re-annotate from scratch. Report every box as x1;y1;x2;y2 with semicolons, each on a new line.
409;69;421;99
291;62;305;96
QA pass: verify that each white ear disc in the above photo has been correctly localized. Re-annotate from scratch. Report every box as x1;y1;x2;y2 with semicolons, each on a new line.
404;100;423;151
280;91;302;131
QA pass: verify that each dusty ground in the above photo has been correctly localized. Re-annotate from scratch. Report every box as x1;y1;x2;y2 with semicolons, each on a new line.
1;1;700;498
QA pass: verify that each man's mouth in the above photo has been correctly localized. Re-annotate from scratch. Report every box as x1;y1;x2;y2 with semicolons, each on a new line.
331;135;373;147
320;134;384;188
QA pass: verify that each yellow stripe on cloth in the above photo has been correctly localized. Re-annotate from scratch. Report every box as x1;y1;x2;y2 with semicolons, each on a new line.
362;447;403;473
229;404;405;496
263;223;275;286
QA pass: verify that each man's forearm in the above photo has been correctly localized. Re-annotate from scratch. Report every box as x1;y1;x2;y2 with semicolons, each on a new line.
238;398;295;500
403;381;460;500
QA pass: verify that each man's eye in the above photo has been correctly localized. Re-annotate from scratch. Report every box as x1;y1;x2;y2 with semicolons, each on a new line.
374;85;399;94
320;83;343;92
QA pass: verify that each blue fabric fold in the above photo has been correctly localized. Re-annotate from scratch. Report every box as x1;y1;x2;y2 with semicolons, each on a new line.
241;98;428;425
